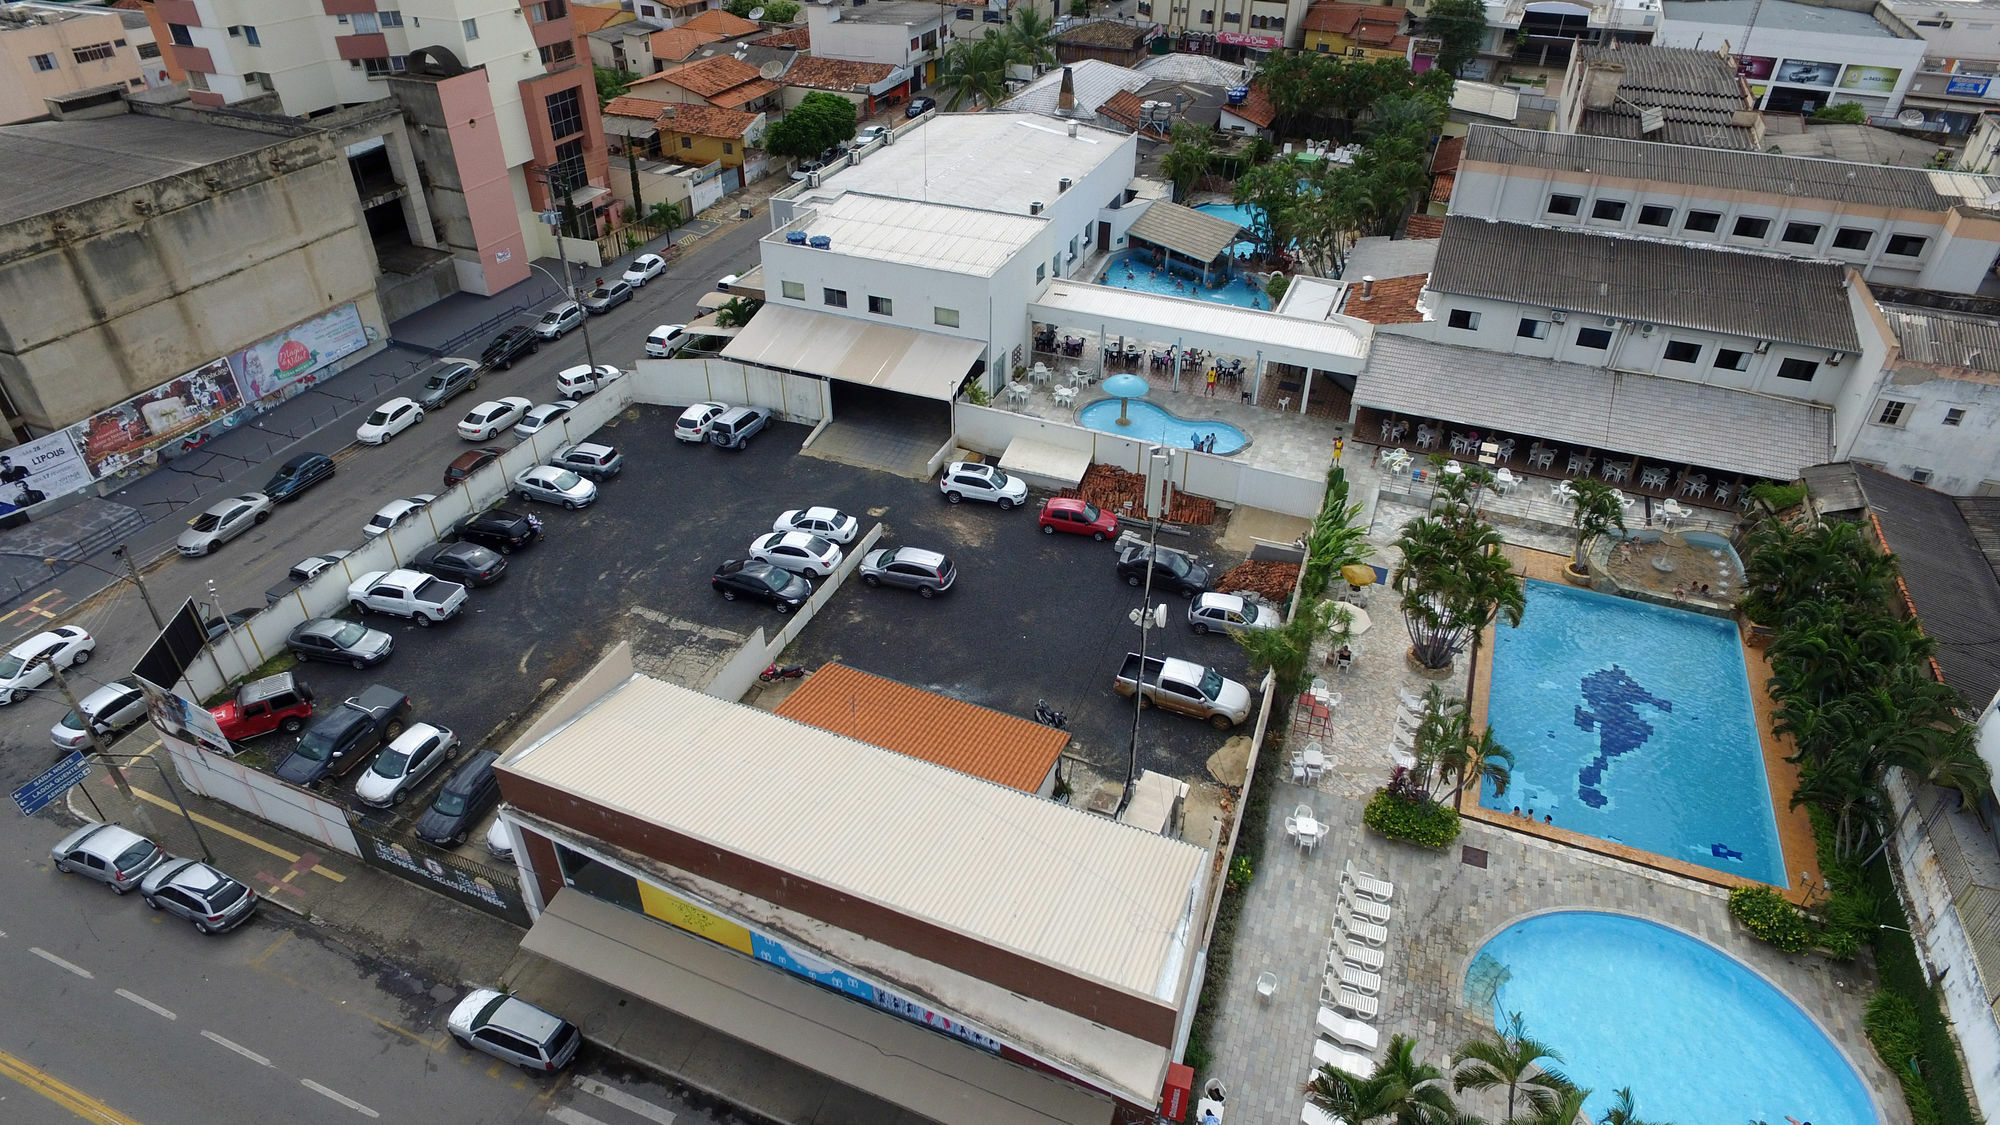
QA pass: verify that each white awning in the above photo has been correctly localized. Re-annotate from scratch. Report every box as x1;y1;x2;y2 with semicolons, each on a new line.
1030;281;1369;374
722;303;985;400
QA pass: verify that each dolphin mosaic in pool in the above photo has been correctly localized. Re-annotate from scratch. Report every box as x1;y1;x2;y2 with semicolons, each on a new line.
1573;665;1672;809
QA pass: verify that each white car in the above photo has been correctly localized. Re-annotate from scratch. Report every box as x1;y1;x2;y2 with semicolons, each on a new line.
556;364;623;400
485;817;514;859
749;530;843;579
939;461;1027;509
773;507;859;545
176;493;275;557
0;625;94;706
457;397;533;441
513;401;574;438
674;401;728;442
512;465;597;509
354;722;458;807
622;253;667;287
290;552;349;581
1188;592;1282;635
645;324;689;358
856;125;887;145
362;494;437;538
356;396;423;444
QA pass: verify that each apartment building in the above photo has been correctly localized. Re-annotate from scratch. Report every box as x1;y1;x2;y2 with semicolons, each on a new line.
0;3;149;124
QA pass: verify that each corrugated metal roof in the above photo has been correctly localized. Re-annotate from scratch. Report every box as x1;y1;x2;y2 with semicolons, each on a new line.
776;193;1044;275
1852;466;2000;708
1134;53;1252;87
1882;305;2000;374
504;675;1208;997
1358;334;1833;479
775;663;1067;791
1429;217;1861;352
721;301;985;398
1001;59;1149;117
1126;199;1244;264
1568;43;1756;148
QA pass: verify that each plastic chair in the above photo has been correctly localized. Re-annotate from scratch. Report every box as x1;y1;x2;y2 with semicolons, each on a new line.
1256;971;1279;1000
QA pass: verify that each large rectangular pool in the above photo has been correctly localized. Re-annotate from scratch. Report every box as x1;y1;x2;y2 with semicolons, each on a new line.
1483;580;1785;885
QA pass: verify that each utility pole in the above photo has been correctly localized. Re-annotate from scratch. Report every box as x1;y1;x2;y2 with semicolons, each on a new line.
37;654;147;829
1120;444;1175;816
534;164;600;373
113;543;166;632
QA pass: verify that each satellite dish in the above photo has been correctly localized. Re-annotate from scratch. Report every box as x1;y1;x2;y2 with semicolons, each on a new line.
760;60;786;79
748;5;766;17
1898;109;1926;126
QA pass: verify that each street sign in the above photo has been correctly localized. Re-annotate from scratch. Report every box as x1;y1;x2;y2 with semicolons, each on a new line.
12;750;88;817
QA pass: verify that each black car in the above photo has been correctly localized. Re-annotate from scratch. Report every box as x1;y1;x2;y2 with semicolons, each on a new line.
712;559;812;613
415;750;500;847
410;542;508;587
1115;543;1211;598
479;326;539;370
263;452;335;503
453;509;543;555
906;96;936;118
274;685;410;786
203;608;261;642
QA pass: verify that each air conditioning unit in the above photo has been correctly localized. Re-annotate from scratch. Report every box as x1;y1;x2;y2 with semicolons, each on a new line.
1550;310;1566;323
1603;317;1620;327
1640;322;1656;335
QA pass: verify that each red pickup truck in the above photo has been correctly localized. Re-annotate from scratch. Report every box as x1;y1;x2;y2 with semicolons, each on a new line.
209;672;314;741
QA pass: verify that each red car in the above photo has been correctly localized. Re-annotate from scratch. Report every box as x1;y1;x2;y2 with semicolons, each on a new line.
1039;497;1119;541
209;672;314;742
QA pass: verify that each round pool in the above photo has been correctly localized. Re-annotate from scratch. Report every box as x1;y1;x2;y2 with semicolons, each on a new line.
1077;398;1248;454
1467;912;1877;1124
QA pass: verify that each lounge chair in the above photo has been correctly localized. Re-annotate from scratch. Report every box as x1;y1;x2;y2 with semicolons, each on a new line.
1338;915;1388;945
1317;1006;1380;1051
1395;687;1427;712
1342;885;1392;925
1326;983;1379;1020
1303;1102;1345;1125
1390;748;1418;771
1344;861;1394;903
1334;962;1381;995
1332;937;1384;971
1313;1038;1378;1076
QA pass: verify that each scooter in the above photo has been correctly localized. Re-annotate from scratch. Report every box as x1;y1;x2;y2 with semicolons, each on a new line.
759;663;806;683
1034;699;1068;730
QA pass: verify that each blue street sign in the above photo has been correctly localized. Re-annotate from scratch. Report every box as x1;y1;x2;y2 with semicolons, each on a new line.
12;750;88;817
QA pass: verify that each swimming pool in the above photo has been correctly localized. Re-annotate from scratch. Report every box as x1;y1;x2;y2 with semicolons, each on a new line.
1077;398;1248;454
1095;249;1270;309
1484;579;1784;884
1467;912;1877;1124
1194;202;1265;257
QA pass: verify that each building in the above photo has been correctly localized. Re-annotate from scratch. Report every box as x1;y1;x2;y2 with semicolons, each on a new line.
1656;0;1927;116
1134;0;1312;58
779;54;904;114
1218;81;1275;137
585;17;671;73
0;3;148;124
1000;59;1150;119
1403;0;1661;82
1887;0;2000;134
1843;305;2000;495
1552;42;1763;148
626;55;782;112
1054;19;1153;68
804;1;940;89
656;101;764;167
1300;1;1410;59
646;25;724;70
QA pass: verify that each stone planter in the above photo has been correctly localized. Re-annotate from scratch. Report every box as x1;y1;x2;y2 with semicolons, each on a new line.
1562;563;1593;587
1406;647;1455;679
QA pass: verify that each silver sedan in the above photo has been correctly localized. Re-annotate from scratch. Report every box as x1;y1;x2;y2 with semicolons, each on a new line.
176;493;274;557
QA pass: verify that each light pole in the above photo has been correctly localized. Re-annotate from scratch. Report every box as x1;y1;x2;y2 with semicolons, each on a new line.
1120;444;1175;815
531;166;600;373
40;542;166;631
33;652;147;831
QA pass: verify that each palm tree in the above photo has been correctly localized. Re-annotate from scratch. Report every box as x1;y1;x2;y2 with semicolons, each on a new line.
1002;7;1057;72
1235;605;1320;697
1160;122;1216;202
1453;726;1513;805
1567;478;1627;574
1515;1081;1592;1125
1893;721;1993;825
1451;1013;1569;1122
1309;1034;1469;1125
1598;1086;1672;1125
933;37;1009;110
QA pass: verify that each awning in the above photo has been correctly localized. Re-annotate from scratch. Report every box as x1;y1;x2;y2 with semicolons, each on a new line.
1358;334;1833;479
1125;200;1244;264
522;891;1116;1125
722;303;984;400
601;114;661;138
1030;281;1368;374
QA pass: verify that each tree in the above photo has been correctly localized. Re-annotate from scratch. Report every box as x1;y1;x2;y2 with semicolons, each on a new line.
1567;478;1627;573
727;0;802;17
934;37;1011;110
594;65;637;108
1451;1013;1570;1122
1308;1034;1468;1125
1424;0;1488;78
714;296;763;328
1234;606;1322;697
648;199;683;231
1453;725;1512;805
1516;1082;1593;1125
764;91;857;158
1599;1086;1673;1125
1161;121;1217;202
1393;471;1524;673
1003;6;1058;72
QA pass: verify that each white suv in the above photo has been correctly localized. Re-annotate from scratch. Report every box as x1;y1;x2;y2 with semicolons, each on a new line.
939;461;1027;509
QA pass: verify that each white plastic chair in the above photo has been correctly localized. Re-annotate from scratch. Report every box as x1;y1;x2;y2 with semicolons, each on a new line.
1256;971;1278;1000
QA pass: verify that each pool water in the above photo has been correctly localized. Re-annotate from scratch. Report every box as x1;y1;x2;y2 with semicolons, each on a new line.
1468;912;1877;1124
1484;580;1784;884
1194;202;1265;257
1077;398;1247;453
1095;249;1270;309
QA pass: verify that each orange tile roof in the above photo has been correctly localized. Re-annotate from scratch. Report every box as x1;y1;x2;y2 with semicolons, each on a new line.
711;77;779;108
1227;82;1275;128
657;54;762;96
757;26;811;49
571;3;630;34
1404;213;1444;238
659;102;759;138
1302;1;1403;35
651;26;724;62
774;663;1068;792
1430;172;1455;202
1099;88;1145;129
683;9;762;37
602;95;667;120
1432;134;1464;175
1341;273;1429;325
785;55;896;91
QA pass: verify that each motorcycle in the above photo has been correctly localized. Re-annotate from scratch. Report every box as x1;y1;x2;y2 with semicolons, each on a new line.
1034;699;1068;731
759;663;806;683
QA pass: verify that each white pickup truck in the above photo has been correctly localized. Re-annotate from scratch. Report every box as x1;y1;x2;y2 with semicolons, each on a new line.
347;569;467;627
1113;652;1252;730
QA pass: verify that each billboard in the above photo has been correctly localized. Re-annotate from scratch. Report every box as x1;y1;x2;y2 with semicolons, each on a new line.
0;428;92;510
1839;65;1903;94
65;357;245;479
1774;58;1839;87
230;303;369;401
1948;74;1993;97
1736;55;1777;80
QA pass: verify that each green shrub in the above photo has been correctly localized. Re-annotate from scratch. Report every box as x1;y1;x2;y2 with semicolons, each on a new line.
1747;480;1807;512
1729;885;1815;952
1868;860;1978;1125
1819;926;1861;960
1363;789;1460;847
1227;856;1254;889
1869;991;1941;1125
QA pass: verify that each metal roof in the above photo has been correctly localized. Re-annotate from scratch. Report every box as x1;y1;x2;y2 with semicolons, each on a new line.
1001;59;1149;118
721;302;985;399
0;113;284;226
1030;281;1368;373
797;113;1131;217
1568;43;1758;149
1125;200;1244;265
504;675;1208;998
1133;53;1253;87
1882;305;2000;375
1850;465;2000;708
1663;0;1905;37
772;193;1044;275
1358;334;1834;479
1429;217;1862;352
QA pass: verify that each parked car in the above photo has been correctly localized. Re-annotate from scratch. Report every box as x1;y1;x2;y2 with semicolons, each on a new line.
532;301;583;340
790;158;825;182
548;442;622;481
858;546;956;598
177;493;274;557
1116;543;1210;598
480;325;540;370
716;272;742;292
410;542;508;587
1112;652;1251;729
906;96;936;118
513;401;573;438
287;618;394;669
263;452;336;502
856;125;887;145
354;722;459;807
275;685;411;786
749;531;842;578
444;447;507;489
415;750;501;847
0;625;94;705
50;822;166;894
51;675;149;751
356;397;423;445
203;608;259;642
1038;497;1118;540
453;508;543;554
579;279;633;314
458;397;533;441
447;988;581;1072
208;671;314;741
773;507;858;545
622;253;667;287
1188;592;1281;635
347;568;468;627
413;358;480;410
362;494;437;539
555;364;622;400
711;559;811;613
265;551;351;605
707;406;768;450
140;859;257;934
939;461;1026;509
674;401;729;442
645;324;689;358
511;465;597;509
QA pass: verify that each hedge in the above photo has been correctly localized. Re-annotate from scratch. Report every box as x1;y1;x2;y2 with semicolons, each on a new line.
1728;886;1814;953
1362;790;1460;848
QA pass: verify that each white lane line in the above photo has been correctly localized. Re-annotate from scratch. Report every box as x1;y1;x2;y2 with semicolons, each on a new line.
573;1077;676;1125
29;947;92;978
301;1079;380;1118
115;989;176;1020
201;1030;272;1067
548;1107;612;1125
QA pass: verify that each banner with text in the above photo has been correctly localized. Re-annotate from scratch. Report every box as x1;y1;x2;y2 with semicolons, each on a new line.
230;303;370;401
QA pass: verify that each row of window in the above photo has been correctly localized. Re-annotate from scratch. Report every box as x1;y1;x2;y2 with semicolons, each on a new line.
1447;309;1819;380
778;280;960;326
338;11;405;33
678;135;735;154
35;39;124;70
1876;400;1968;427
1546;194;1927;257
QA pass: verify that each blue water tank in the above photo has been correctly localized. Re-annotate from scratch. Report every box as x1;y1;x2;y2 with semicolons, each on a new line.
809;235;832;250
1227;85;1249;106
785;230;808;244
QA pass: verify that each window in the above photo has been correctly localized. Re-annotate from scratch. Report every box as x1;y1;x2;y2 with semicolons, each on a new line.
1517;318;1549;340
935;307;959;327
545;87;583;141
1886;234;1928;257
1911;468;1934;485
1222;10;1240;21
823;288;847;308
1200;8;1214;22
539;40;576;65
550;136;584;194
72;42;116;63
868;295;893;315
352;13;379;33
1731;216;1771;239
528;0;569;21
1663;340;1700;363
1447;309;1481;331
137;42;161;59
229;25;242;36
1577;327;1612;349
722;142;733;155
1832;227;1871;251
1714;348;1750;371
780;280;803;300
1591;199;1627;222
462;18;479;40
1780;221;1820;244
1944;407;1966;426
1683;210;1720;233
680;136;692;149
30;53;56;72
380;10;404;27
245;26;261;46
169;23;193;46
187;69;208;89
1546;194;1581;217
1036;263;1046;282
1776;357;1819;381
362;56;396;75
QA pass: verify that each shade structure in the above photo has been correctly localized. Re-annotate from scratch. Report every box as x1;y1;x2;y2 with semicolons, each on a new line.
1330;603;1372;636
1341;563;1377;587
1101;373;1151;426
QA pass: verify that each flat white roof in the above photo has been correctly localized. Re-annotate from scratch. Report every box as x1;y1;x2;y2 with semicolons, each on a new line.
798;112;1130;215
506;675;1209;999
770;193;1045;275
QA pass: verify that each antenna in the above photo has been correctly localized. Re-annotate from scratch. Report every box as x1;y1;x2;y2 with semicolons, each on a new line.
760;60;785;79
748;5;766;16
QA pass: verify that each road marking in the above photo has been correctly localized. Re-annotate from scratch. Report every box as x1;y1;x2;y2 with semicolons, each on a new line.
30;947;93;978
127;785;345;882
548;1107;613;1125
200;1030;271;1067
573;1077;676;1124
0;1046;145;1125
366;1014;445;1049
301;1078;380;1118
0;590;69;628
115;989;176;1020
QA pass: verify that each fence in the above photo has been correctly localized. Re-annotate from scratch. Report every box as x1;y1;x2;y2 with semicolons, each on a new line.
349;818;531;927
163;738;361;856
631;357;830;426
705;523;887;702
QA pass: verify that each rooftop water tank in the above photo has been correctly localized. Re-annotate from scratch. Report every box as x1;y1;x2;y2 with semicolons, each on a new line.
809;235;832;249
786;230;809;244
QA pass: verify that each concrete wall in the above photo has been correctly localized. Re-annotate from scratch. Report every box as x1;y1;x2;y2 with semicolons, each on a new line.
1844;362;2000;494
0;10;143;124
631;356;832;425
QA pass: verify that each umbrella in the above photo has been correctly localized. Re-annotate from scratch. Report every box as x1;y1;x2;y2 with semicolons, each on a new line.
1329;602;1372;636
1341;563;1377;587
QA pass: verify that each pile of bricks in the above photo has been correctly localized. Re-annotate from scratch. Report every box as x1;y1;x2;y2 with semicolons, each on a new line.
1060;464;1218;526
1213;560;1300;604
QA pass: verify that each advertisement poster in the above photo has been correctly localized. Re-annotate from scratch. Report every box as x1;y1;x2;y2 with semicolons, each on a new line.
0;428;91;511
1736;55;1777;80
1838;65;1903;93
749;934;1003;1052
1775;58;1839;87
1947;74;1992;97
65;358;245;479
230;303;369;401
1215;31;1281;48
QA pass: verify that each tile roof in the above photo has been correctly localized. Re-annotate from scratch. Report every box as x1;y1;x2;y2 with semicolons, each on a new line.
570;2;630;34
1058;19;1150;48
1849;465;2000;708
1429;217;1861;352
1225;82;1274;128
1432;134;1464;175
1340;275;1428;325
1302;1;1405;33
1099;88;1146;129
682;8;763;37
659;102;759;138
1883;305;2000;375
711;77;780;109
602;96;667;121
784;55;897;91
1403;213;1444;238
1429;173;1454;203
756;25;810;49
655;54;762;97
650;26;724;63
774;663;1068;792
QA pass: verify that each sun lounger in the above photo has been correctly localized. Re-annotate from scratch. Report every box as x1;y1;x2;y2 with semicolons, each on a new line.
1344;861;1394;903
1333;937;1383;971
1342;885;1392;925
1395;687;1426;711
1313;1038;1378;1076
1334;962;1381;995
1303;1102;1346;1125
1326;982;1379;1019
1317;1006;1381;1052
1390;748;1418;771
1337;915;1387;945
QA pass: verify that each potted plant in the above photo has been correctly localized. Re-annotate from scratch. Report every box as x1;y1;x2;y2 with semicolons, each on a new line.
1566;478;1626;585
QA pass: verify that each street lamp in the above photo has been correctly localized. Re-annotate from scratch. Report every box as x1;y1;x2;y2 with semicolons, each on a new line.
530;165;600;373
1119;444;1176;816
39;542;166;631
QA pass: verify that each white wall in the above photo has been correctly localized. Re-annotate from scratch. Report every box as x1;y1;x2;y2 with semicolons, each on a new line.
1844;366;2000;494
1656;10;1927;113
631;356;832;424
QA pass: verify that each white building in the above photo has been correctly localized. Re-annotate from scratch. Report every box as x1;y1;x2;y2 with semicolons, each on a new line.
806;1;945;89
1886;0;2000;133
1845;305;2000;494
1657;0;1929;115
